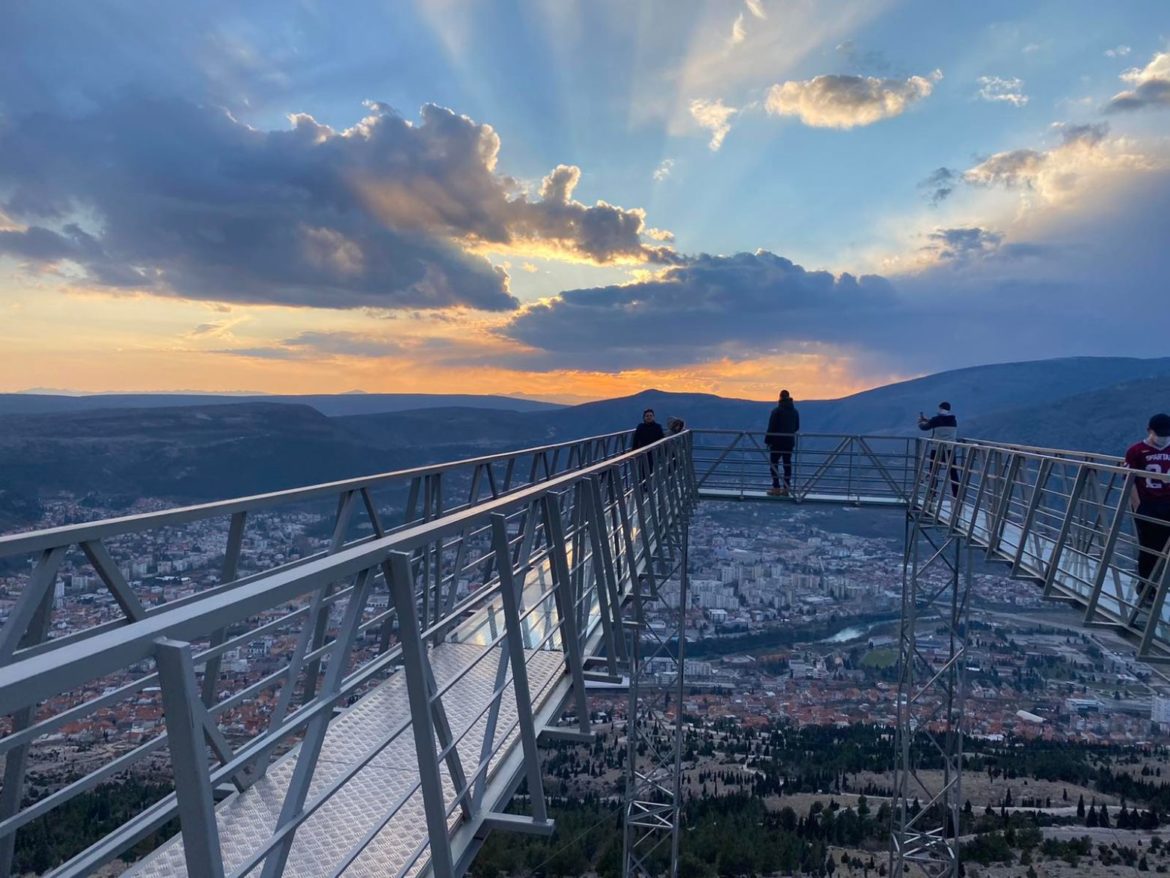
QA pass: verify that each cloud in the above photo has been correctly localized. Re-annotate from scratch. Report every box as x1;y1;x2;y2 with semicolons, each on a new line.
923;227;1003;263
501;251;897;369
976;76;1028;107
744;0;766;20
764;70;941;129
1105;51;1170;113
730;14;746;45
918;167;958;205
689;99;738;150
1105;45;1132;58
960;121;1151;201
645;228;675;242
653;158;675;182
187;318;246;340
0;100;672;311
963;149;1047;188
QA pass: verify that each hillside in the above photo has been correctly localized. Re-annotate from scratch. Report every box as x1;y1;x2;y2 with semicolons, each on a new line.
4;356;1170;528
0;403;416;506
964;377;1170;453
0;392;561;417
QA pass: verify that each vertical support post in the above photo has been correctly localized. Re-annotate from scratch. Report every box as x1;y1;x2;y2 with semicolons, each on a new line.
542;494;592;734
202;510;247;707
0;548;62;878
385;552;455;878
489;514;549;824
156;639;226;878
891;507;969;878
587;475;628;666
623;451;689;878
302;490;358;704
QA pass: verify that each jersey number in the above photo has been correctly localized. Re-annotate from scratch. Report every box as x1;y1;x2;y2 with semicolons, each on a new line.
1148;465;1166;490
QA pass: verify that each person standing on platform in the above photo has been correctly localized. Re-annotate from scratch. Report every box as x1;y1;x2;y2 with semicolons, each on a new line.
918;401;960;498
766;390;800;496
632;408;665;483
1124;413;1170;606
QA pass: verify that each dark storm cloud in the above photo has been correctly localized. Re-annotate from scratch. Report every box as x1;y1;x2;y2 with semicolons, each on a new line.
501;251;898;368
0;99;669;310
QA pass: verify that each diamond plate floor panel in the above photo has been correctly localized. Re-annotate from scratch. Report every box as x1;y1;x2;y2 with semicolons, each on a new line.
128;642;567;877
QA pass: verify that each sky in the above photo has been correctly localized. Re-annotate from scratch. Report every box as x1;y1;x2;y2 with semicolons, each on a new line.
1;1;1168;403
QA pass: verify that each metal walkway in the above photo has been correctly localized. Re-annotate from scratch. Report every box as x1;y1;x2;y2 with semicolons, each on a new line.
0;432;695;878
912;438;1170;663
1;429;1167;877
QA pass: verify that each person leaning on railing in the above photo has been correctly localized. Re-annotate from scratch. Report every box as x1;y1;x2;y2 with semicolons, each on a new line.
1124;413;1170;606
918;401;960;499
765;389;799;496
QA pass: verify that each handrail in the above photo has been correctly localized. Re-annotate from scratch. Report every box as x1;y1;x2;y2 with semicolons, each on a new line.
690;429;918;503
0;429;634;557
0;431;696;878
913;437;1170;664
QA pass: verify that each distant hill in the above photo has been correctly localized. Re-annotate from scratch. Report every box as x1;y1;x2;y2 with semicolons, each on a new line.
503;357;1170;440
0;392;562;417
964;377;1170;454
796;356;1170;435
0;403;414;507
5;356;1170;528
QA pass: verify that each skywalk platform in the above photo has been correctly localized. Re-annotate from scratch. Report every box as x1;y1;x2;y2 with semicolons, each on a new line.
697;486;907;506
1;429;1168;877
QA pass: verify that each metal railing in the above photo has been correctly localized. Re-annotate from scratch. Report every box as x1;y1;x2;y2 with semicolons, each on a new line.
0;431;696;877
914;438;1170;662
691;430;918;504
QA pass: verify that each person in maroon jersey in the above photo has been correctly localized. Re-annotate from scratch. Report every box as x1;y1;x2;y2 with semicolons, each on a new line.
1125;413;1170;604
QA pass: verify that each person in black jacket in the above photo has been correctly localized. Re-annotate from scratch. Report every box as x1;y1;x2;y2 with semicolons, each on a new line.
918;401;960;498
632;408;665;482
765;390;800;496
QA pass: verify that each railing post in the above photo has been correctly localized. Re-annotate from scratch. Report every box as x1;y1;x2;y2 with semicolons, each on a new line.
155;639;227;878
489;514;550;824
385;552;455;878
542;494;593;734
0;548;62;878
202;510;248;708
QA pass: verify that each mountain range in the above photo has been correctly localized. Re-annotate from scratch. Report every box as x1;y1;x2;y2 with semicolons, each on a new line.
2;356;1168;527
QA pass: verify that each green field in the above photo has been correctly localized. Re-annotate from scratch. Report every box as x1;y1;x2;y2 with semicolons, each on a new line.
860;647;898;669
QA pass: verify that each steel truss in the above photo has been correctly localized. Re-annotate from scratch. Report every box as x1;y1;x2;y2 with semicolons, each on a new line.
891;485;973;878
623;445;696;878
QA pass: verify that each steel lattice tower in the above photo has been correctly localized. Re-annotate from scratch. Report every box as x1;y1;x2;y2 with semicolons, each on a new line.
623;442;693;878
891;455;974;878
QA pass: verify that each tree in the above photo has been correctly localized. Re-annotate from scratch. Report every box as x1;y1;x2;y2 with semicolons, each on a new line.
1077;794;1086;818
1100;804;1110;828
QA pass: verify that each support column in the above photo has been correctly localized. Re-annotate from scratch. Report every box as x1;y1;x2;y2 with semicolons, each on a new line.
623;452;691;878
891;508;971;878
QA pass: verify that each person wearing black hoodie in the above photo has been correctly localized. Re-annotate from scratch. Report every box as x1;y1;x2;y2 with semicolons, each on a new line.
765;390;800;496
632;408;665;482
